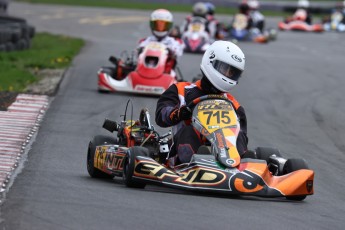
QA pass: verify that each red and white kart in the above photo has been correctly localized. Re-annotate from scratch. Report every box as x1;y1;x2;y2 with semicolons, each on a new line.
278;20;323;32
98;42;183;96
278;9;323;32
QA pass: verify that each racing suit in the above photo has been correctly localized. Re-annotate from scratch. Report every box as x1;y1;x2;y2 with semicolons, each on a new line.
249;10;265;32
155;78;248;165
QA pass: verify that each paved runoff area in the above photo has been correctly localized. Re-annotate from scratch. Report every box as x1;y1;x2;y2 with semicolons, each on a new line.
0;94;49;201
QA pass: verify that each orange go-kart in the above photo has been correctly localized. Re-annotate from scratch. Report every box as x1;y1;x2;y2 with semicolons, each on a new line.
87;96;314;201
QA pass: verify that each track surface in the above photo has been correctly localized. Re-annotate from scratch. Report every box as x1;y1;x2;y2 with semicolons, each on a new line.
1;2;345;229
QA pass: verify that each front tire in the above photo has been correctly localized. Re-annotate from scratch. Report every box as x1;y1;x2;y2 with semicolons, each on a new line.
283;158;309;201
255;147;282;161
87;135;118;179
123;146;149;188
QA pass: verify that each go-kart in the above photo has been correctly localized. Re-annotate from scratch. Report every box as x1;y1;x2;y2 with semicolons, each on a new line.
97;42;183;96
323;11;345;32
227;14;277;44
278;9;323;32
181;16;212;53
278;20;324;32
87;96;314;200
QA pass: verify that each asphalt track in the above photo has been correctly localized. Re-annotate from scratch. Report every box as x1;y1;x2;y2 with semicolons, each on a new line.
1;2;345;230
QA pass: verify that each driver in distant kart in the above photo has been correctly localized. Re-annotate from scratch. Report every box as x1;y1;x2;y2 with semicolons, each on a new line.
115;9;184;80
180;2;219;40
155;40;249;165
286;0;313;24
233;1;254;31
322;1;345;29
247;0;266;33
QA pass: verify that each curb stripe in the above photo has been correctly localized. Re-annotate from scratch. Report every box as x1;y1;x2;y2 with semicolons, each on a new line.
0;94;49;197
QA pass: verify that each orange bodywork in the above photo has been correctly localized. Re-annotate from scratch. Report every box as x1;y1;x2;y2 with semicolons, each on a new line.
239;162;314;196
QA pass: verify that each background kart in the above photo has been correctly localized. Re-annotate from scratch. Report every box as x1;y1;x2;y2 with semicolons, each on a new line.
323;11;345;32
181;16;212;53
87;96;314;201
97;42;183;96
278;20;324;32
222;14;277;44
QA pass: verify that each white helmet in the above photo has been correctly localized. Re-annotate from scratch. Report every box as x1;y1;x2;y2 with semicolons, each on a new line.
192;2;208;17
248;0;260;10
298;0;310;8
150;9;173;38
200;41;245;92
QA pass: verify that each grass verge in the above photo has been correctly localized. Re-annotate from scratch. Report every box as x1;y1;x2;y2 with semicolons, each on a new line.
15;0;289;16
15;0;335;17
0;32;84;92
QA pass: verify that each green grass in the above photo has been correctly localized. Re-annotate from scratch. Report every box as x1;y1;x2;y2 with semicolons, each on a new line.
0;33;84;92
14;0;288;16
16;0;334;17
16;0;203;12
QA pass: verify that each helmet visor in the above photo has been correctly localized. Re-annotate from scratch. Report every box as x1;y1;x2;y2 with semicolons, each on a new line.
212;60;242;82
150;20;172;32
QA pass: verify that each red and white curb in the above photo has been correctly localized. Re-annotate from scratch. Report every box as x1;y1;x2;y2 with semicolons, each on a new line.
0;94;49;202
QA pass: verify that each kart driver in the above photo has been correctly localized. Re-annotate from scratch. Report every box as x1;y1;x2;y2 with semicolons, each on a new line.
235;0;254;30
115;9;184;79
155;40;249;165
247;0;266;33
323;1;345;25
287;0;313;24
180;2;219;40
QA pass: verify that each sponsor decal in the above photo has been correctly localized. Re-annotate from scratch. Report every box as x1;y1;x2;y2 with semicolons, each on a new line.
135;85;164;93
229;171;265;193
216;132;224;148
226;159;235;165
198;104;231;111
209;50;215;59
231;54;242;62
306;180;313;193
95;147;107;169
176;168;226;185
95;146;126;171
105;153;125;171
135;161;177;179
135;161;226;185
200;128;210;137
219;148;227;158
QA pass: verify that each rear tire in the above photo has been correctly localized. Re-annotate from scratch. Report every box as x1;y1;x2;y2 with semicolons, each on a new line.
87;135;118;179
283;158;309;201
255;147;282;161
123;146;149;188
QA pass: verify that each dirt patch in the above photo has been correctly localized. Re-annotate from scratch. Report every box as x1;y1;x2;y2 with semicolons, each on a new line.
25;68;65;96
0;68;65;111
0;91;19;111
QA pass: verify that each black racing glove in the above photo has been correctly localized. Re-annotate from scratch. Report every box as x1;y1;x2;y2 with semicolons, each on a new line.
169;106;192;124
